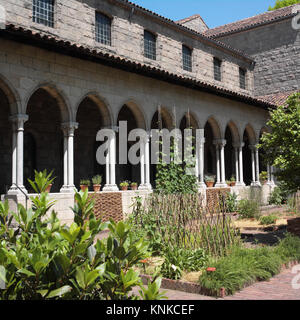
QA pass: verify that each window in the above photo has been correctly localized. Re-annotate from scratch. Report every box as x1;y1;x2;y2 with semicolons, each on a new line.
144;30;156;60
214;57;222;81
182;45;192;72
95;12;112;46
239;67;246;89
33;0;55;27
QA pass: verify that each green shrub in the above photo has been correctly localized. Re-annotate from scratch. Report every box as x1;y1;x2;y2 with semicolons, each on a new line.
237;199;260;219
80;179;91;186
260;215;279;225
92;175;102;185
269;187;284;205
225;192;238;213
0;172;163;300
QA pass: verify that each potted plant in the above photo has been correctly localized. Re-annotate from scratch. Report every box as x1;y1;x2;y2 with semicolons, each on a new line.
45;183;53;193
80;179;90;192
226;180;231;187
259;171;268;185
230;175;236;187
205;175;215;188
120;181;129;191
92;175;102;192
131;182;138;190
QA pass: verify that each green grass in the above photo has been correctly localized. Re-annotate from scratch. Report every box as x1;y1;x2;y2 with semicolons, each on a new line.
199;234;300;295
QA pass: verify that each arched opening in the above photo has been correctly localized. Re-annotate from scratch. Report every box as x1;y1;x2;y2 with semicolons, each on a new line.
204;118;221;178
225;122;239;181
75;96;109;189
150;108;173;188
243;125;256;186
259;128;268;175
116;104;144;186
25;88;65;192
0;88;12;195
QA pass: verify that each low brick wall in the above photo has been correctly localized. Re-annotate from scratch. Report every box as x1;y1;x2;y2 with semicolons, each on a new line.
89;192;123;222
287;218;300;237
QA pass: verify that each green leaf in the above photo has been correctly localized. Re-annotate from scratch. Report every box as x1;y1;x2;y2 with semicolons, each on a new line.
47;285;72;299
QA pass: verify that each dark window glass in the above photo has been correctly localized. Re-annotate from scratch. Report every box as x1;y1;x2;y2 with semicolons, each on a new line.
214;57;222;81
239;68;246;89
33;0;54;27
144;30;156;60
96;12;112;46
182;45;192;72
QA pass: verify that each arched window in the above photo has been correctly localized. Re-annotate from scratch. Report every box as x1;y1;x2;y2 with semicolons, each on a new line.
96;12;112;46
239;67;247;89
182;45;192;72
144;30;156;60
33;0;55;27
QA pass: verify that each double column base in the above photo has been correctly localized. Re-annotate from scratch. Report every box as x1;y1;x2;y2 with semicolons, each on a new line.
7;184;28;196
251;181;262;187
103;184;119;192
215;182;228;188
138;184;152;191
60;185;77;193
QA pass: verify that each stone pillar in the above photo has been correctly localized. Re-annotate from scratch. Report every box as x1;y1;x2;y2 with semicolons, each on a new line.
197;138;206;189
267;164;276;186
103;127;119;191
60;122;78;193
233;142;245;186
249;145;261;187
8;114;28;194
139;133;152;191
214;139;227;188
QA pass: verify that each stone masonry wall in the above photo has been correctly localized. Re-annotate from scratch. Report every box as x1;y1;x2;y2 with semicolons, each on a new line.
217;19;300;96
3;0;254;95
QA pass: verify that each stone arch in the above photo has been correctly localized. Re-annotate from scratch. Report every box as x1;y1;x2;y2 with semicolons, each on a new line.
205;116;222;139
25;83;72;122
242;124;257;186
0;74;21;115
243;124;257;145
117;99;147;130
225;120;240;144
75;92;112;128
151;106;174;130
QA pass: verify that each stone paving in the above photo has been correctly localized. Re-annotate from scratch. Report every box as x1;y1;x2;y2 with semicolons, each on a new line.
160;267;300;300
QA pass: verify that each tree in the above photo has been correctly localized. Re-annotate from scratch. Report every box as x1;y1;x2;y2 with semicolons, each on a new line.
259;93;300;193
268;0;300;11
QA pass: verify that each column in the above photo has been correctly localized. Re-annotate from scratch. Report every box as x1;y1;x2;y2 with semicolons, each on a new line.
139;133;152;191
255;146;261;185
197;138;206;188
214;139;227;188
103;127;119;191
249;145;261;187
8;114;28;194
233;142;245;186
234;146;240;184
267;164;275;186
60;122;78;193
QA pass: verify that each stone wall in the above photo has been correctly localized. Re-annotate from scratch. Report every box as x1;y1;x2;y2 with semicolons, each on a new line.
3;0;254;94
217;19;300;96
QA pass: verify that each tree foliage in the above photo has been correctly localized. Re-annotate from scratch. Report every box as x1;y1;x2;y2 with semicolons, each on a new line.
268;0;300;11
259;93;300;193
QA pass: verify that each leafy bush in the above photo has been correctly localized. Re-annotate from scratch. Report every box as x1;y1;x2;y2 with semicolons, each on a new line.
92;175;102;185
225;192;238;213
260;215;279;225
0;172;163;300
269;187;284;205
80;179;91;186
199;234;300;295
237;199;260;219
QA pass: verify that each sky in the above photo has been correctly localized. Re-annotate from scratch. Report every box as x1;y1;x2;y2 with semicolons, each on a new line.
132;0;276;28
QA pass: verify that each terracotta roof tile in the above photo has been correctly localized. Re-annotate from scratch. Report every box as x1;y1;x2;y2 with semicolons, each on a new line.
204;4;298;38
257;90;299;106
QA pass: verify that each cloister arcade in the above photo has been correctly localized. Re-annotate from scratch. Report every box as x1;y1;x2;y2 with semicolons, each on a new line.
0;76;275;197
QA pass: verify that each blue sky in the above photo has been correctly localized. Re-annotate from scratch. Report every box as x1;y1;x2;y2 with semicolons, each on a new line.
132;0;276;28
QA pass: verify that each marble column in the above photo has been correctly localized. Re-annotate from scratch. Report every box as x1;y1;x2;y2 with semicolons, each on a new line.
249;145;261;187
197;138;206;188
139;133;152;191
233;142;245;186
214;139;227;188
8;114;28;194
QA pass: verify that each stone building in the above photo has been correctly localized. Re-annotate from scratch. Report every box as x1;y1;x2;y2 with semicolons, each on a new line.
0;0;298;223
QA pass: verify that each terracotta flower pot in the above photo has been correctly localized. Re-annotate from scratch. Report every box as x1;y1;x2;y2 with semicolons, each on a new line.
93;184;101;192
206;181;214;188
80;185;89;192
230;182;236;187
121;186;128;191
131;185;138;190
45;184;52;193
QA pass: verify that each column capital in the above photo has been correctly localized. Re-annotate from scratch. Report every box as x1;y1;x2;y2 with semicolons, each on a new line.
249;144;258;151
61;122;78;136
9;114;29;129
213;139;226;147
233;142;245;149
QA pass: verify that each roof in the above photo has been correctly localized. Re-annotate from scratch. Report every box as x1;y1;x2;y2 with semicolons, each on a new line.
176;14;209;30
113;0;253;62
0;24;275;110
204;4;298;38
257;90;299;106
